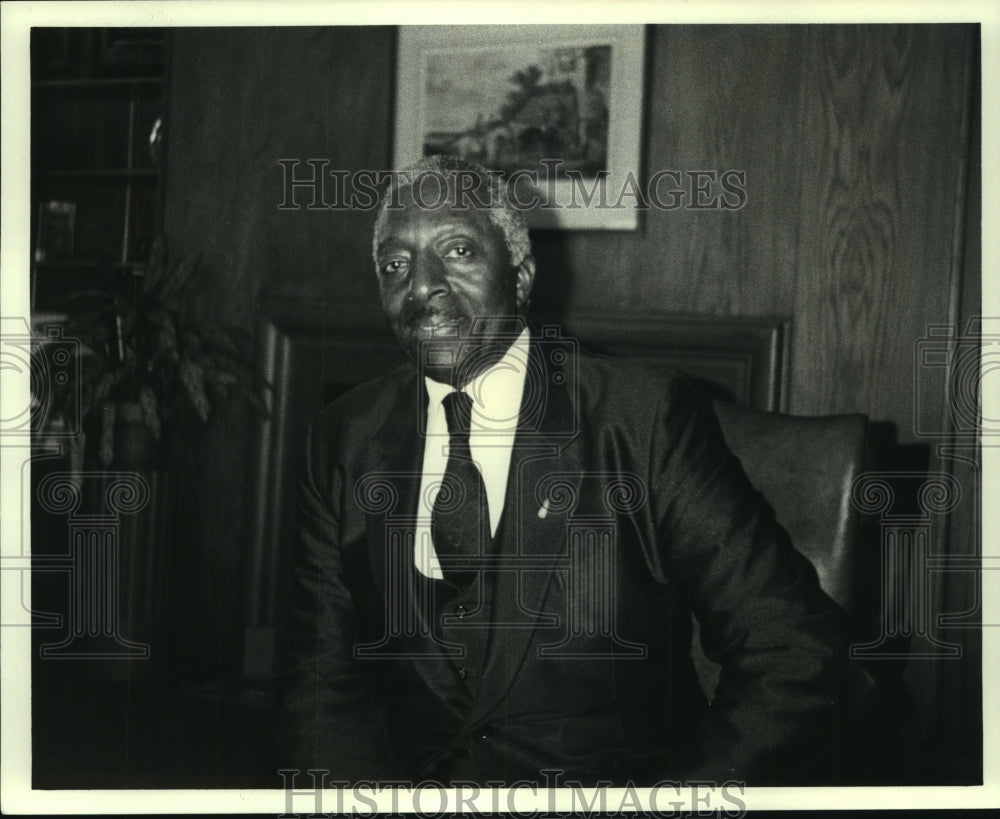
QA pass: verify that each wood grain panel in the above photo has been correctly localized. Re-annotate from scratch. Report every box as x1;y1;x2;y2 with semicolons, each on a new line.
791;25;973;426
790;25;976;777
162;27;395;679
165;27;394;331
531;26;807;320
936;34;982;774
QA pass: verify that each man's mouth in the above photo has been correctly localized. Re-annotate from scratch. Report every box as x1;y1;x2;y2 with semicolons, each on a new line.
407;309;464;334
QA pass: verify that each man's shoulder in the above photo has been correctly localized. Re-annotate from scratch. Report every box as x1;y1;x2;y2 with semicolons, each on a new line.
575;349;696;406
311;362;416;436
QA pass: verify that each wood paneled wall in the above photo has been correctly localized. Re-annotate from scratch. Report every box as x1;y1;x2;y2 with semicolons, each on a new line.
163;26;396;678
166;25;975;432
163;24;978;779
532;26;974;427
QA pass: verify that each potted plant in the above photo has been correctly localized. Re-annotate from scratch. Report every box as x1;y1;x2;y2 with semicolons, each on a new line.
32;237;263;678
40;236;260;469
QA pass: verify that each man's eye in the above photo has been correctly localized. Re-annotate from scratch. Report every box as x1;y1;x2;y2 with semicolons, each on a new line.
380;259;407;275
444;245;474;259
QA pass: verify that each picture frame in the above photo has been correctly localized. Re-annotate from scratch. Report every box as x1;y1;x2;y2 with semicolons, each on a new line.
394;25;646;230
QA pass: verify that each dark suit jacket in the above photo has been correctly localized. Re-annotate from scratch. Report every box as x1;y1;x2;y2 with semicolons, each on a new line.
275;336;842;785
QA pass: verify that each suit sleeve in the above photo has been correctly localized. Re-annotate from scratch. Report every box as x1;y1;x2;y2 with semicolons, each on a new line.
650;379;842;784
273;412;397;780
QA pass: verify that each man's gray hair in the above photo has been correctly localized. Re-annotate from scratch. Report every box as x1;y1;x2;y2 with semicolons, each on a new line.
372;154;532;269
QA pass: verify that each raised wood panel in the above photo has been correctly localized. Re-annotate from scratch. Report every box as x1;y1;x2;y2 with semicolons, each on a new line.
244;300;405;675
559;312;789;412
243;302;787;676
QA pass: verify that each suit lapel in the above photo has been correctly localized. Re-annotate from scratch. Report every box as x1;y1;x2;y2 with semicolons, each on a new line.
473;338;583;722
365;372;423;595
363;373;473;716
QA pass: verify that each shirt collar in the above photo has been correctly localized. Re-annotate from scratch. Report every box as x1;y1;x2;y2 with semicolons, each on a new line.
424;328;531;432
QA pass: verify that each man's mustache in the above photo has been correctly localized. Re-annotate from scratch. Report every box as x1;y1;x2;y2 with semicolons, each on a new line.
403;304;463;329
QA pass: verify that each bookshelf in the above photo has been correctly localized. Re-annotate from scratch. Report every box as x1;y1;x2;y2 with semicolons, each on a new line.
30;28;170;314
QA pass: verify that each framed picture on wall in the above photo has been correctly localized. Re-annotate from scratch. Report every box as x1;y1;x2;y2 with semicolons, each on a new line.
394;25;646;230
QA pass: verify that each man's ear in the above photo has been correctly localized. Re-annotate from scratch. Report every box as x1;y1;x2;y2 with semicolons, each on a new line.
514;255;536;309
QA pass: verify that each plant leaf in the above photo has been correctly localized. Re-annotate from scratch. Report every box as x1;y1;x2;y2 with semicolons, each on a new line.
199;324;242;356
157;314;179;362
138;385;162;441
142;236;168;298
179;358;210;422
160;253;201;302
99;402;116;467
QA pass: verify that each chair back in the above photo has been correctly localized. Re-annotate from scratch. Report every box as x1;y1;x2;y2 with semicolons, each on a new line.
692;400;868;697
712;400;868;613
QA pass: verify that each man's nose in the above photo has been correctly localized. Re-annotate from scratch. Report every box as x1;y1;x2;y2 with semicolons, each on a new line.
408;250;449;301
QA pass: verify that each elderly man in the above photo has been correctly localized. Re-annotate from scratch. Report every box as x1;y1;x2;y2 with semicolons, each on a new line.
275;155;841;786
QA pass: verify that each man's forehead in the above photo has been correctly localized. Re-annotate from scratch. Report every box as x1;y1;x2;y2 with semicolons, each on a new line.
378;192;500;239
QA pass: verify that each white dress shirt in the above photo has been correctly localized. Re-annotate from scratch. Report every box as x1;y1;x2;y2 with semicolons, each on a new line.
414;329;531;579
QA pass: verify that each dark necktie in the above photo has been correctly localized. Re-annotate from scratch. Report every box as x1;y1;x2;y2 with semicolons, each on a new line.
432;391;490;582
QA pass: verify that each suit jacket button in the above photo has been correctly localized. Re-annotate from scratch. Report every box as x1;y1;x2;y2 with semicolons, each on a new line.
475;725;493;740
454;605;468;618
457;667;468;680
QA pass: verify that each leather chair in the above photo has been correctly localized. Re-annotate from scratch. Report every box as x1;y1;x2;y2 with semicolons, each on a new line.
691;400;869;698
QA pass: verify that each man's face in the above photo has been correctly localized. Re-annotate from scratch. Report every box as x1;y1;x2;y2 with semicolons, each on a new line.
374;187;535;385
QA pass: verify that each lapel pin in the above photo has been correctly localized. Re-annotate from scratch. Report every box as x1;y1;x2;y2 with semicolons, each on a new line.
537;498;550;519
